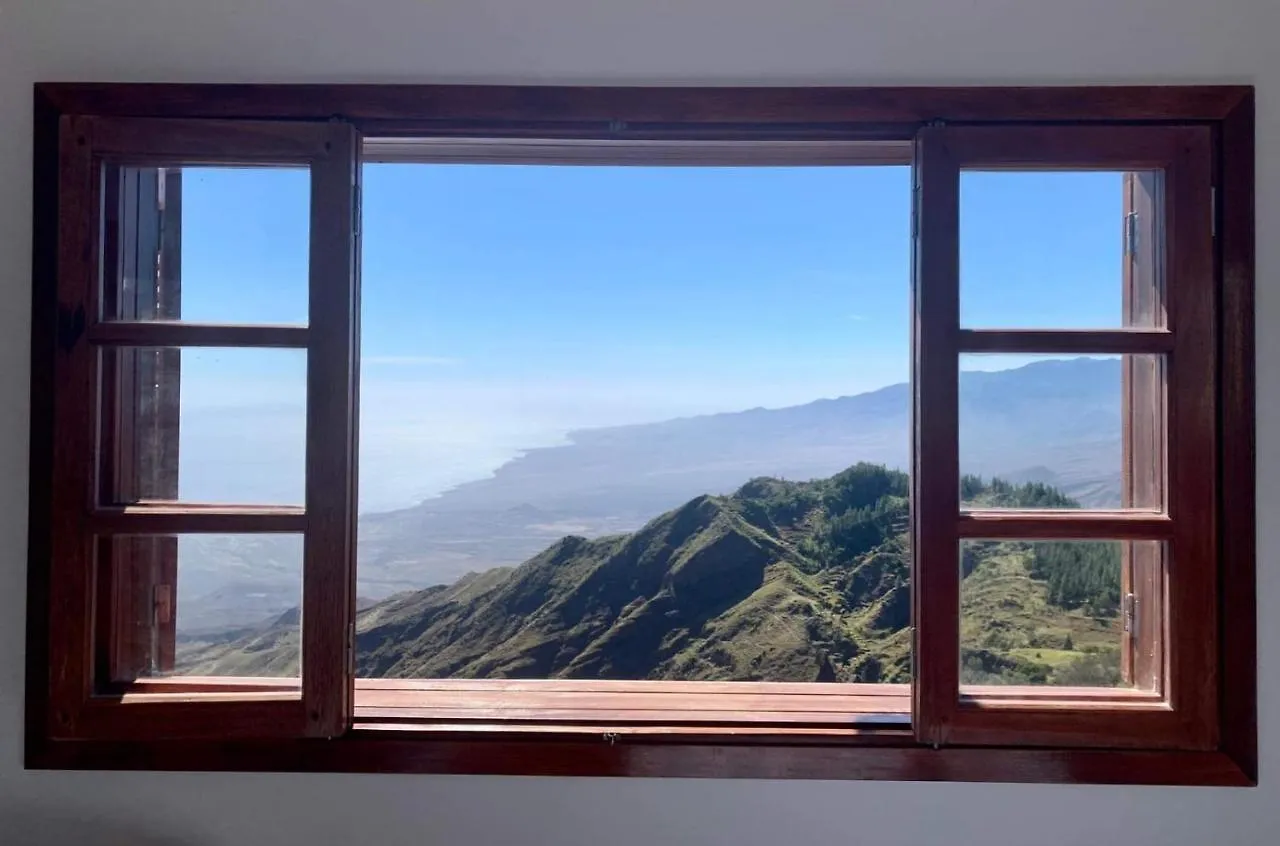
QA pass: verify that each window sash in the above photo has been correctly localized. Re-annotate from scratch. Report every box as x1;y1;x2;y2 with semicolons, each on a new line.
45;116;359;740
911;124;1218;749
26;86;1250;783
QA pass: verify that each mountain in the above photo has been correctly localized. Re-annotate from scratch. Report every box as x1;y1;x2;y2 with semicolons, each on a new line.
178;357;1121;632
354;357;1119;586
178;465;1123;687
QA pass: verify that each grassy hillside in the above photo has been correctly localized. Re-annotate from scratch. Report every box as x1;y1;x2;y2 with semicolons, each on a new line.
178;464;1123;686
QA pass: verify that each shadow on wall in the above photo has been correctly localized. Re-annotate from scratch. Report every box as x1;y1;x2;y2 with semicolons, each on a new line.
0;799;207;846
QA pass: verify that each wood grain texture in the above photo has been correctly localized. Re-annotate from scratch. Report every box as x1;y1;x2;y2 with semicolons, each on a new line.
1217;90;1258;783
356;707;904;726
1121;171;1168;691
88;321;308;348
911;126;961;747
943;705;1196;750
37;84;1250;128
938;124;1185;170
84;117;331;162
75;699;306;741
97;167;182;678
301;122;360;738
1163;125;1220;750
956;510;1173;539
961;684;1158;702
958;328;1173;354
354;688;908;720
364;137;913;165
27;735;1254;786
46;115;98;738
941;125;1221;751
35;114;339;741
26;83;1256;782
356;678;907;695
357;722;912;740
88;504;306;534
115;677;1154;703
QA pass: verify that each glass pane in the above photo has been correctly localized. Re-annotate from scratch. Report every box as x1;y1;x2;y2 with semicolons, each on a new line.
104;534;302;681
101;347;307;505
959;354;1164;509
960;170;1162;329
959;540;1156;689
355;163;913;682
104;165;310;325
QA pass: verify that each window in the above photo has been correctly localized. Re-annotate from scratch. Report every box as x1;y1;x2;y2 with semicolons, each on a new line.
37;118;358;739
27;84;1255;783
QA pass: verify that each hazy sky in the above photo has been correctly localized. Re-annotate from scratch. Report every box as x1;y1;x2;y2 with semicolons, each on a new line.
171;163;1123;511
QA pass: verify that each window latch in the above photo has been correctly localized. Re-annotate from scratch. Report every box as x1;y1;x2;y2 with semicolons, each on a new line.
1122;593;1138;634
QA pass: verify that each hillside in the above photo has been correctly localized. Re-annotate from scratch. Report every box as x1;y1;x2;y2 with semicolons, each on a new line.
178;357;1122;634
178;464;1123;686
354;358;1120;597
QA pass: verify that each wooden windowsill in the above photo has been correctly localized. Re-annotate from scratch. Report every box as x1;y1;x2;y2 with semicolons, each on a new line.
353;679;911;727
107;678;1166;728
40;677;1251;784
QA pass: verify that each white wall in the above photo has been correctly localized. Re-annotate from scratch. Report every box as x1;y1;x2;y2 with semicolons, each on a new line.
1;1;1276;843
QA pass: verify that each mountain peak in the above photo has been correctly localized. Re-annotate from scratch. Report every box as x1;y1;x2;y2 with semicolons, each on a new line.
181;464;1122;689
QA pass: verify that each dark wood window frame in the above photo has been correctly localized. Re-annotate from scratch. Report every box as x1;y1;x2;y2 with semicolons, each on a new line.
26;83;1256;785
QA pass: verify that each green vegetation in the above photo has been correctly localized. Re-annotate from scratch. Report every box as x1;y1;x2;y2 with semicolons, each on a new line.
958;540;1122;686
180;464;1125;686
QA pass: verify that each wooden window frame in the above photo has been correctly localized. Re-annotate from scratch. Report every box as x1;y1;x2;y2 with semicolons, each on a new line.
25;83;1255;785
36;115;360;741
914;125;1218;750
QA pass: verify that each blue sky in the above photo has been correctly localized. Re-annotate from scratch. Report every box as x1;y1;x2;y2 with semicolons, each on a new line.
171;164;1123;510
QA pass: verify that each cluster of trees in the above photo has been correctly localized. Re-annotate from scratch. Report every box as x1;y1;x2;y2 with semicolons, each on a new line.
1029;541;1122;616
802;497;905;565
960;474;1078;508
747;469;1123;622
741;464;908;567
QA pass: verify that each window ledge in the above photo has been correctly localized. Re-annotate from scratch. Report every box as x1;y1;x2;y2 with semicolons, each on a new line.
27;731;1255;786
353;679;910;726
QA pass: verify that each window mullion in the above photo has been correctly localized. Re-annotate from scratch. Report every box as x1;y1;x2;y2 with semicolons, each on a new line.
300;121;361;739
911;126;962;746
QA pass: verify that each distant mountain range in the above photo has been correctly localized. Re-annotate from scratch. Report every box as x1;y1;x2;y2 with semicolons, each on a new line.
178;357;1120;634
179;464;1123;686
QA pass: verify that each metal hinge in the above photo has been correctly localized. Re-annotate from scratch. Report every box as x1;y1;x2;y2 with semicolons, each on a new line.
1124;211;1139;257
1122;592;1138;634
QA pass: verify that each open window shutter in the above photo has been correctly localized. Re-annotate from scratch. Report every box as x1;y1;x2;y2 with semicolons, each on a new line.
46;116;360;740
99;166;181;681
911;126;961;745
911;124;1218;749
1121;171;1167;692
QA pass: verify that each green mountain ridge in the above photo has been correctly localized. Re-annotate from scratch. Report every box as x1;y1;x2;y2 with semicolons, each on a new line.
177;464;1123;686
